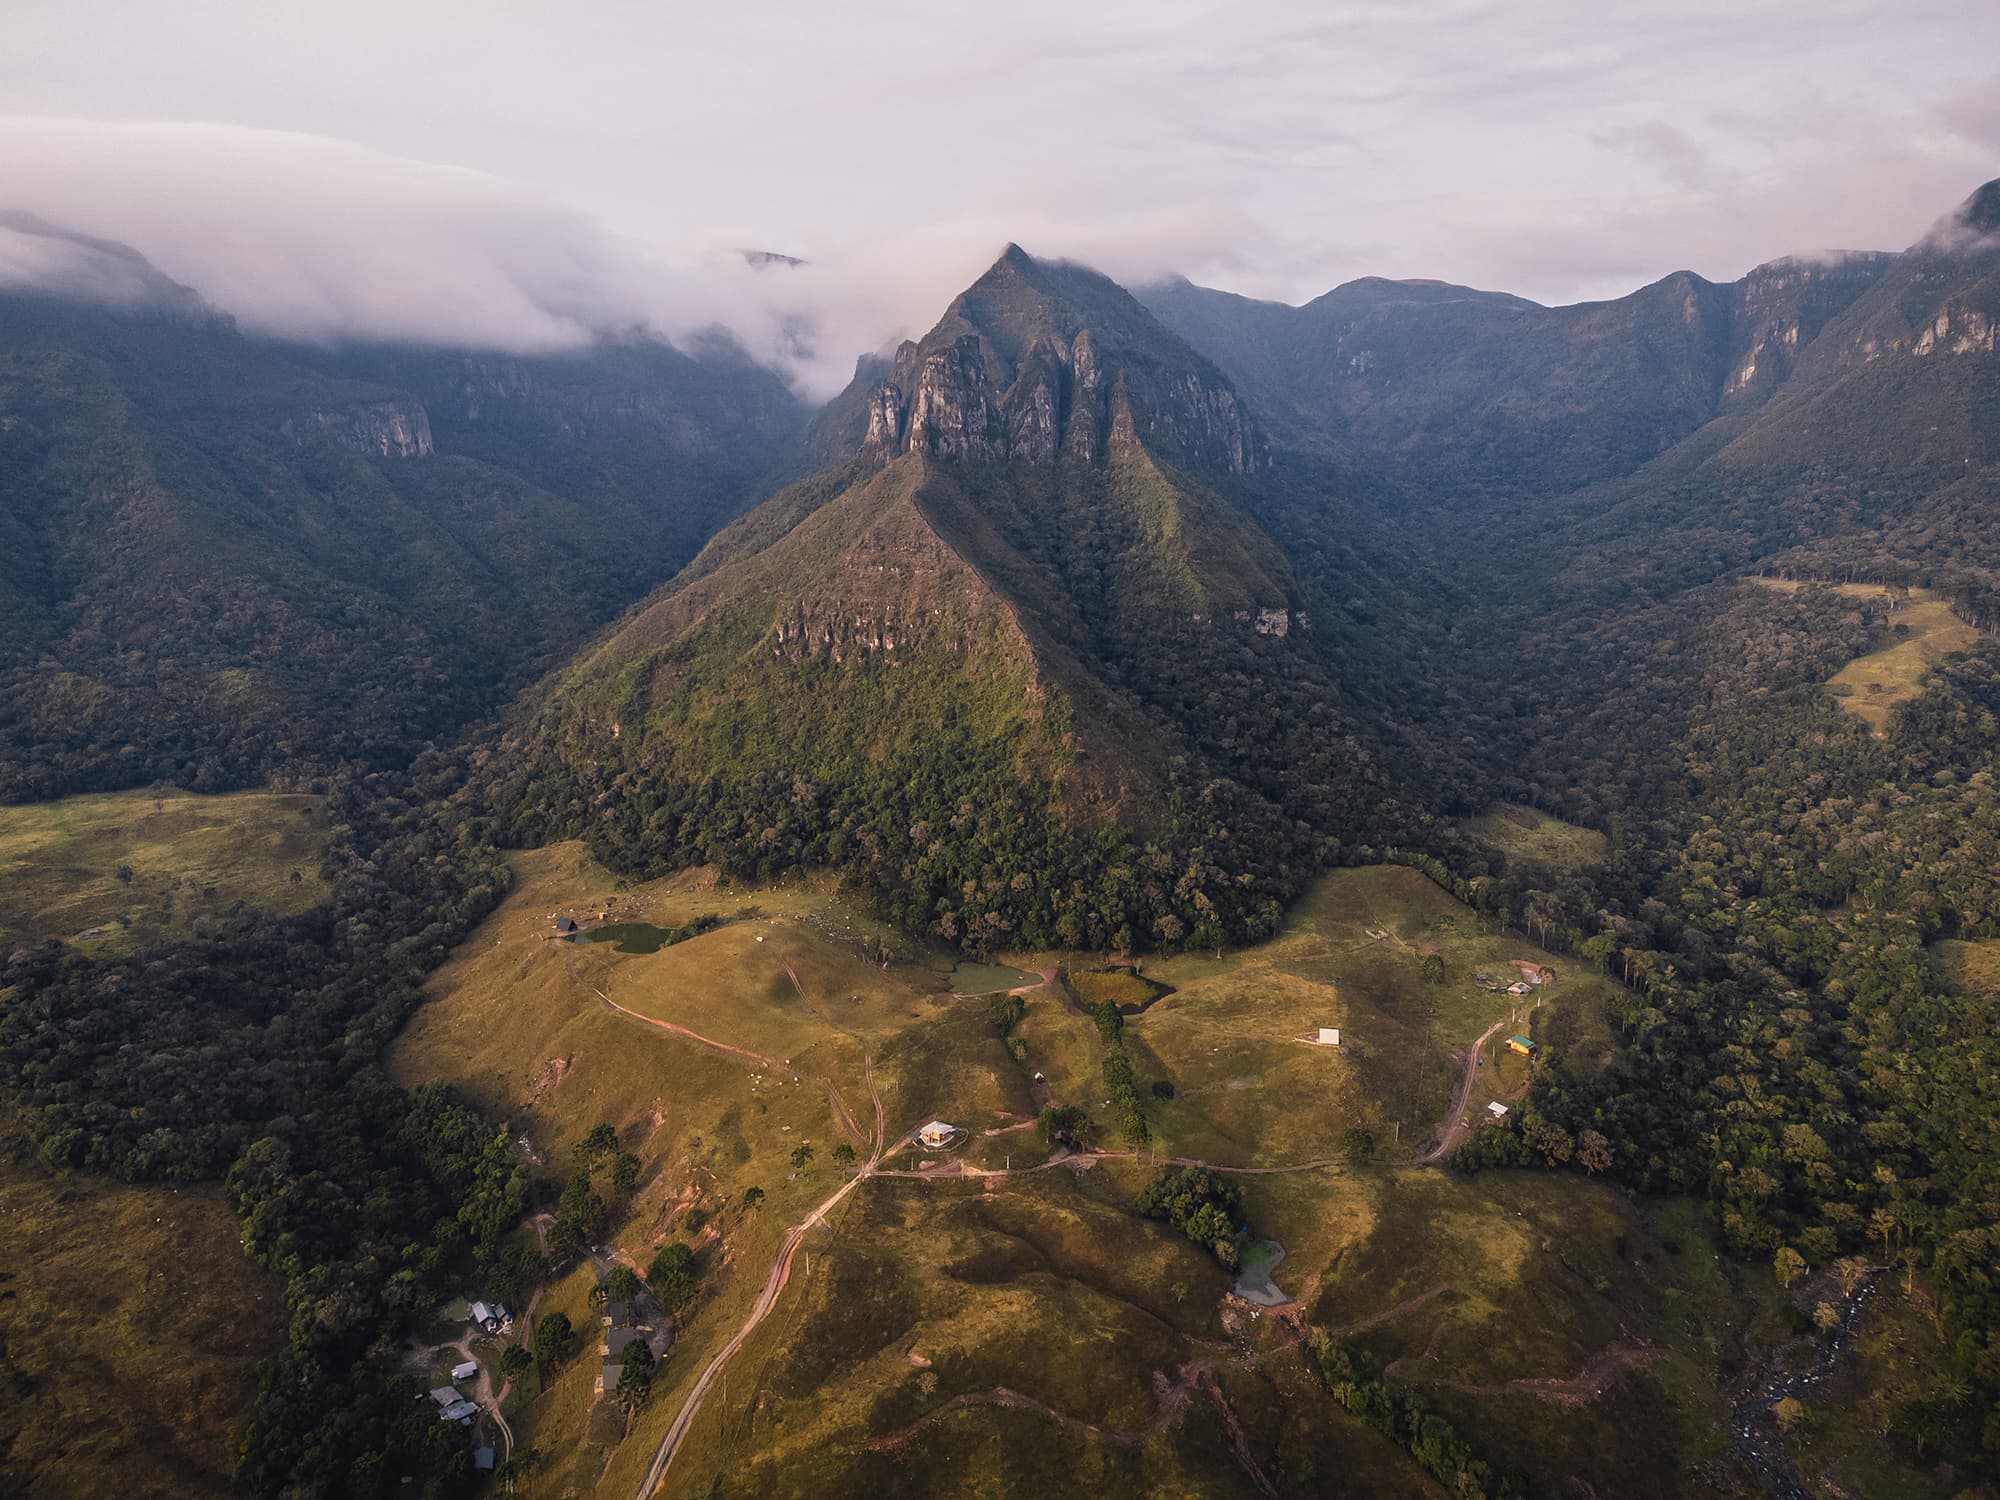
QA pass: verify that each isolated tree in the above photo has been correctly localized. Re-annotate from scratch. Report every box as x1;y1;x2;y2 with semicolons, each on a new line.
533;1311;575;1380
790;1142;814;1169
1343;1127;1375;1163
1577;1129;1613;1174
610;1151;641;1193
1038;1105;1087;1149
831;1142;856;1168
499;1345;532;1381
741;1185;765;1210
1421;953;1447;986
649;1242;699;1312
606;1265;640;1305
574;1123;618;1166
615;1337;656;1408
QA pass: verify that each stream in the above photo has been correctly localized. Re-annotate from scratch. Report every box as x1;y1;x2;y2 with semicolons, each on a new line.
1727;1274;1879;1498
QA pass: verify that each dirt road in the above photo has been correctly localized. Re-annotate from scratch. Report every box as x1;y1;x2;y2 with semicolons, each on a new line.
1417;1017;1512;1164
634;975;890;1499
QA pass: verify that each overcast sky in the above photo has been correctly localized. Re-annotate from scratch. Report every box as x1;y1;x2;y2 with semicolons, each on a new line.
3;0;1996;396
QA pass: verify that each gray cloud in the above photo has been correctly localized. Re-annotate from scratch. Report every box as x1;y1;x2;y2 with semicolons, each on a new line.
1;2;1995;392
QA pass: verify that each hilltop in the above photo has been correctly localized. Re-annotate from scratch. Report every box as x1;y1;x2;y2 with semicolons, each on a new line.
494;248;1398;953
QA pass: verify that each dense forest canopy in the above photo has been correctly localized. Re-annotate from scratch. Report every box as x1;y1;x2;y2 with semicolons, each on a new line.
3;182;2000;1493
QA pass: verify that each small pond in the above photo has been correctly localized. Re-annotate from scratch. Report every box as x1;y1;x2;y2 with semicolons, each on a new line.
1233;1241;1292;1307
950;961;1039;996
568;922;676;955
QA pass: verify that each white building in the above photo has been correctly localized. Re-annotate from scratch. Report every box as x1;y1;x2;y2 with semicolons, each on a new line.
917;1120;960;1149
1316;1027;1341;1046
1486;1101;1510;1118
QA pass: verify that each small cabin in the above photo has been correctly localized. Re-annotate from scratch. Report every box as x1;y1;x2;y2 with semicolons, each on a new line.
1316;1027;1341;1047
1505;1035;1538;1057
451;1360;478;1382
917;1120;960;1150
555;916;577;934
1486;1101;1510;1118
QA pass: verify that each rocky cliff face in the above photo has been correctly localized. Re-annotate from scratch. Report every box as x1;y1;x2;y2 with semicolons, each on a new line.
1720;254;1898;403
282;399;433;458
858;325;1262;474
853;247;1266;476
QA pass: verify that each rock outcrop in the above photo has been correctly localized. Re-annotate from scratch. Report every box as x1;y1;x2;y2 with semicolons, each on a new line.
282;399;433;458
856;247;1265;475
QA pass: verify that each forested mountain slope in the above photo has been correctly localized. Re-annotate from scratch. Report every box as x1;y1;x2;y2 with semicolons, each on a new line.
0;219;807;801
497;248;1407;952
1143;248;1892;497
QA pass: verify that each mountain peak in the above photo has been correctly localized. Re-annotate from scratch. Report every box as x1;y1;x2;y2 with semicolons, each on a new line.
849;248;1265;474
1916;177;2000;254
0;210;209;318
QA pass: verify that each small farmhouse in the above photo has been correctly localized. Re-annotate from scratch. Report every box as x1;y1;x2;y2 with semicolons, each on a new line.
438;1398;479;1423
429;1386;460;1407
451;1359;478;1383
917;1120;960;1149
555;916;578;934
1505;1035;1538;1057
1486;1101;1510;1118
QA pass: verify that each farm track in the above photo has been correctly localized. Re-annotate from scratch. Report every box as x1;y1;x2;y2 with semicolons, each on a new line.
1416;1017;1512;1164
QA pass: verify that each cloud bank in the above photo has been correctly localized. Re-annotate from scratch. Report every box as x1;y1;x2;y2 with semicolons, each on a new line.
0;117;1253;400
1;0;1996;400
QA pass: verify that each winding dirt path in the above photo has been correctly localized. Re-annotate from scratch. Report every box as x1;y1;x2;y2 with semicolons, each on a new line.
635;964;891;1498
1417;1016;1512;1164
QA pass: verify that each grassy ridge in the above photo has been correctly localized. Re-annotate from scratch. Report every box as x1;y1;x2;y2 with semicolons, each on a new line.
0;788;328;955
402;843;1806;1498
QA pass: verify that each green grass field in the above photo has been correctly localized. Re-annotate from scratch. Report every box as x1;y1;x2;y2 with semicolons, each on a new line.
1462;803;1610;870
0;1114;281;1499
0;787;328;955
1751;579;1984;734
406;846;1749;1497
1126;866;1621;1166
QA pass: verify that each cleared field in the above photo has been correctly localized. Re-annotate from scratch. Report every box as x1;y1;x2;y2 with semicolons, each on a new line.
1462;803;1608;869
407;848;1762;1499
1750;579;1983;733
0;787;328;955
0;1115;281;1500
395;843;1047;1496
660;1168;1434;1500
1930;937;2000;995
1129;865;1621;1166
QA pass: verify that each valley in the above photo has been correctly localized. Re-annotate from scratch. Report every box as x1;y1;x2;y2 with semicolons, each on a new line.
392;843;1783;1498
3;153;1999;1500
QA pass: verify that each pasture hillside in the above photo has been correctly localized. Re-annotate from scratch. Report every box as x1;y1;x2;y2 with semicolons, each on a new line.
0;788;327;955
0;1114;281;1499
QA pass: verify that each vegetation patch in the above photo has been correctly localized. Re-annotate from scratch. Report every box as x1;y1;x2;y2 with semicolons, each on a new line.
1751;579;1984;733
1461;803;1609;871
0;787;328;955
0;1114;282;1499
1068;966;1173;1012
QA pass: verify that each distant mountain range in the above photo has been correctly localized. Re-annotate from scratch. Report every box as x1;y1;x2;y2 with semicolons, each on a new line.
6;179;1998;887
